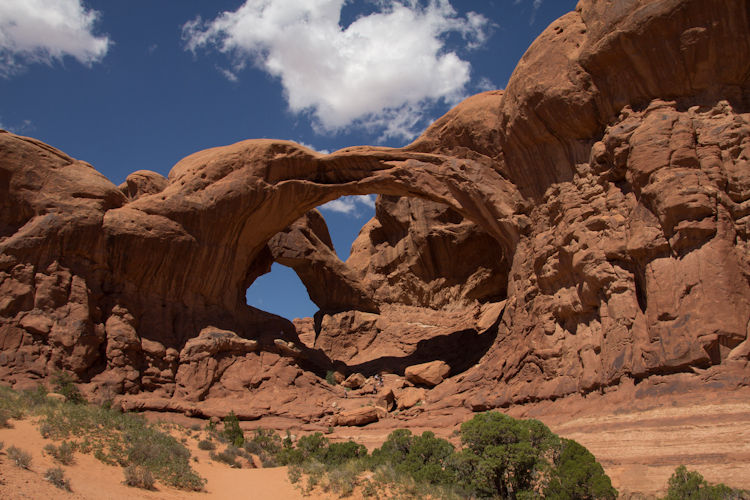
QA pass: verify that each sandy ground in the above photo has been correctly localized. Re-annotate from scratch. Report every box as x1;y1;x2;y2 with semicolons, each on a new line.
0;418;309;500
1;386;750;499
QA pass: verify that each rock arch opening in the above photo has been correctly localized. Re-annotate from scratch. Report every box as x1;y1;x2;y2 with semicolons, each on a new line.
245;262;318;321
243;190;511;378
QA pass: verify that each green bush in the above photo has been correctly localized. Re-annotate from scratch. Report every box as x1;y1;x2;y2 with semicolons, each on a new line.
276;412;616;500
250;427;282;455
371;429;454;485
325;441;368;466
326;370;337;386
544;439;617;500
45;466;72;491
450;412;558;498
662;465;746;500
222;410;244;447
51;370;86;404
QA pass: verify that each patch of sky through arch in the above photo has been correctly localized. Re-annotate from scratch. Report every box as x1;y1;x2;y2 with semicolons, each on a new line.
245;195;376;321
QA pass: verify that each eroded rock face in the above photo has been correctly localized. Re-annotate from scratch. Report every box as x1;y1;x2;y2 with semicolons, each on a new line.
430;97;750;410
1;0;750;425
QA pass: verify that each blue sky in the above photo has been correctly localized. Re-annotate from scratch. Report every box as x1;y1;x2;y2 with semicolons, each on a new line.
0;0;575;321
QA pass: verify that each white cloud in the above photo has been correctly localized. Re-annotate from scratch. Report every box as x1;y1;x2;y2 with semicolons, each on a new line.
475;76;497;92
0;0;110;77
514;0;543;25
320;195;376;216
183;0;489;141
218;66;239;82
0;117;34;134
292;140;330;154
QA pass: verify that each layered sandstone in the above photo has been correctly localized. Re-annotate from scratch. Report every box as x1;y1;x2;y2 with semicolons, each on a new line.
0;0;749;439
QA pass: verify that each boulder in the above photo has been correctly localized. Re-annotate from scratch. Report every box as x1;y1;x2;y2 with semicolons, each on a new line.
180;327;258;363
342;373;366;389
335;407;380;426
376;388;395;412
396;387;426;410
405;361;451;387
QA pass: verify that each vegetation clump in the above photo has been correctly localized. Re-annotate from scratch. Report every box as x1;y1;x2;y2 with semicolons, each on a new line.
123;464;155;490
198;439;216;451
43;441;76;465
7;445;33;469
661;465;748;500
275;412;619;499
36;393;205;490
45;466;72;491
51;370;86;404
222;410;244;447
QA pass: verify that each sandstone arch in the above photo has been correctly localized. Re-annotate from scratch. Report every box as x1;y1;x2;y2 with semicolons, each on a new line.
103;139;524;317
2;0;750;418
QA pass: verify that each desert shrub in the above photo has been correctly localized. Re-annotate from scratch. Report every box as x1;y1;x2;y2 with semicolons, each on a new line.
43;441;75;465
544;439;617;500
326;370;337;386
190;423;201;431
298;432;329;460
662;465;747;500
325;459;364;496
38;403;205;490
448;412;558;498
371;429;454;485
0;408;11;428
288;463;303;483
51;370;86;404
45;466;72;491
325;440;368;466
260;453;278;468
7;445;33;469
0;386;28;421
250;427;282;455
222;410;244;447
123;464;155;489
210;448;241;468
198;439;216;451
277;446;305;465
277;432;366;467
24;384;50;407
244;440;263;455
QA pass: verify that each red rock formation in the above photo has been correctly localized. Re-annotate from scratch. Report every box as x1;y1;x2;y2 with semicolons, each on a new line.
1;0;750;431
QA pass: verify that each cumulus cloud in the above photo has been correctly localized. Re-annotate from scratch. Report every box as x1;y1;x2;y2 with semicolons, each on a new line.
182;0;489;141
0;0;110;77
320;195;376;216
